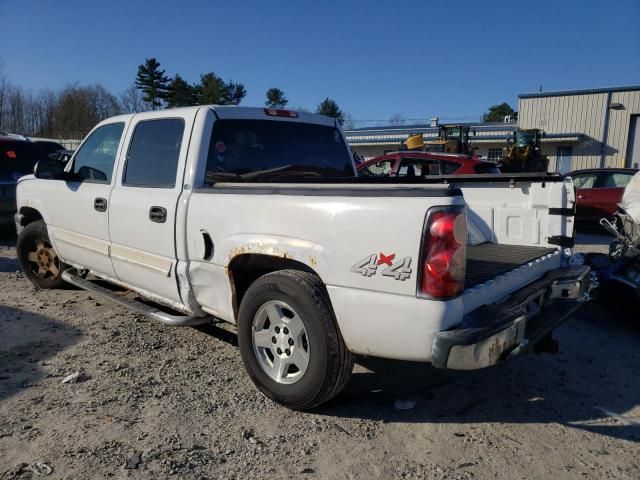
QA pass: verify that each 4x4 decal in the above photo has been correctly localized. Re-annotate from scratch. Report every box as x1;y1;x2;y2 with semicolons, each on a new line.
351;253;412;281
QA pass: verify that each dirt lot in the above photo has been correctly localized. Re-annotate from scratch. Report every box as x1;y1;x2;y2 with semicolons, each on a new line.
1;231;639;479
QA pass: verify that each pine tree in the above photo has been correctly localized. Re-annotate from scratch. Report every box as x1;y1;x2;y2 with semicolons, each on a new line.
316;97;344;125
265;88;288;108
225;81;246;105
482;102;516;122
197;73;246;105
135;58;169;110
165;74;197;108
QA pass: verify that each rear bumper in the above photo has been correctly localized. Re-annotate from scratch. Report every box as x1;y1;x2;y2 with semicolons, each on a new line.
431;266;595;370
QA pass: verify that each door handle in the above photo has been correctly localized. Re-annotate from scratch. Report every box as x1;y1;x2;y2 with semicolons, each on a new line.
94;197;107;212
578;194;592;199
149;206;167;223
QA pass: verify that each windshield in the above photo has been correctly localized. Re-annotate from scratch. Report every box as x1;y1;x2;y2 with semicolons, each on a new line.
515;131;536;147
204;120;354;183
0;141;48;178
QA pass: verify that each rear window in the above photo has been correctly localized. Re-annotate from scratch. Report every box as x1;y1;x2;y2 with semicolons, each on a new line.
0;141;48;178
474;162;501;174
600;172;634;188
204;120;354;183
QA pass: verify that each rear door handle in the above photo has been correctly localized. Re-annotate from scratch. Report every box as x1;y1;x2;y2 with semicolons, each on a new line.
94;197;107;212
578;194;592;199
149;206;167;223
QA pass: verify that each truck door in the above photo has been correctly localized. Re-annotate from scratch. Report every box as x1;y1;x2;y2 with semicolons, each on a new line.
108;111;193;305
46;122;126;278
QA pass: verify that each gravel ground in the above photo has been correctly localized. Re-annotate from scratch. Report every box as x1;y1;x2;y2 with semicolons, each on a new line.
1;230;639;479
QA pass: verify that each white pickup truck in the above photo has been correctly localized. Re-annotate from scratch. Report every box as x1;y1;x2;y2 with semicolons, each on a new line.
14;106;593;410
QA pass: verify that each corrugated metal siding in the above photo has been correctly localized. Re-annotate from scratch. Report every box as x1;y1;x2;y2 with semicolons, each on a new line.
608;91;640;168
519;90;640;170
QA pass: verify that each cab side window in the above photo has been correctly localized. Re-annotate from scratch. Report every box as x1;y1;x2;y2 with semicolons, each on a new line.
123;119;185;188
72;123;125;183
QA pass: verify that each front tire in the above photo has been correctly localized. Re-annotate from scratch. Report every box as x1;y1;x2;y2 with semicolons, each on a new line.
237;270;353;410
17;220;66;289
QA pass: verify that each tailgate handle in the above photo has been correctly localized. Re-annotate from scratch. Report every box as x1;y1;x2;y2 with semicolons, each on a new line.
94;197;107;212
149;206;167;223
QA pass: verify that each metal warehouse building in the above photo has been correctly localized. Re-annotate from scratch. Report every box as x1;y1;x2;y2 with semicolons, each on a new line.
346;84;640;173
519;85;640;172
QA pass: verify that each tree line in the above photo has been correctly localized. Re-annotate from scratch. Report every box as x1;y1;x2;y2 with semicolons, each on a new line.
0;57;347;140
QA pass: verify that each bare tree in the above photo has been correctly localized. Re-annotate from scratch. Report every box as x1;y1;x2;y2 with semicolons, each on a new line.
120;83;147;113
0;69;9;132
36;89;58;137
389;113;405;126
7;86;26;134
91;84;121;121
342;112;356;130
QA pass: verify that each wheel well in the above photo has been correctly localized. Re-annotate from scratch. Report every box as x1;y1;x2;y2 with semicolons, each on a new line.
18;207;43;227
228;254;318;318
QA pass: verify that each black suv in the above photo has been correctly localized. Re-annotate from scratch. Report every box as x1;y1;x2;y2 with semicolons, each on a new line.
0;136;49;226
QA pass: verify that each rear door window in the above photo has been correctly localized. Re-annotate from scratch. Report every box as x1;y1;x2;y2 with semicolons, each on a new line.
123;119;185;188
397;158;440;177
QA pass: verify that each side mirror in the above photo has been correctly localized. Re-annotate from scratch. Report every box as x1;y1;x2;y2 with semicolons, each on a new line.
34;158;66;180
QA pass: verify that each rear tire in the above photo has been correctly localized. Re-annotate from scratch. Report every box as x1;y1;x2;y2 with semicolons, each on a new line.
17;220;67;289
237;270;353;410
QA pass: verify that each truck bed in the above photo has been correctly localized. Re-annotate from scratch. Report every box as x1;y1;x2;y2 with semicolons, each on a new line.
466;243;557;288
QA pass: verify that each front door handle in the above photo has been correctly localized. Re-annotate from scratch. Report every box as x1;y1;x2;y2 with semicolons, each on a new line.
149;206;167;223
94;197;107;212
578;194;592;199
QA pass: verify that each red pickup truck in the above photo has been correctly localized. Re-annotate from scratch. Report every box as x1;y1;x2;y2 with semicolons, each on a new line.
357;151;500;178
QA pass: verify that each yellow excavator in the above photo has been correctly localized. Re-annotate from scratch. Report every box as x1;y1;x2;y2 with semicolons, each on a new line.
501;129;549;173
406;125;477;156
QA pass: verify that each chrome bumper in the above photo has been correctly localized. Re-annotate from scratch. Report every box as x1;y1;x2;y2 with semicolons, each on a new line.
431;266;595;370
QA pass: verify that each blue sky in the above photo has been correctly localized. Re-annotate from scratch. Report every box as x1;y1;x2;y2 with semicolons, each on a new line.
1;0;639;123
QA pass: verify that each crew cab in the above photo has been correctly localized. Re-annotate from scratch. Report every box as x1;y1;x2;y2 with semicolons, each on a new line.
15;106;592;410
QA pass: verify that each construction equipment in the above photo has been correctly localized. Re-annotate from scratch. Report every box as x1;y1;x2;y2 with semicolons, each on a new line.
405;125;476;156
501;129;549;173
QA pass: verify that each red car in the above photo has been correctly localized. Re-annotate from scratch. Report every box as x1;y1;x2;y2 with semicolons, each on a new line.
565;168;639;225
356;151;500;178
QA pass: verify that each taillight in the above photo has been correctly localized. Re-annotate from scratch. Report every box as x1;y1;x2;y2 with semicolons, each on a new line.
264;108;298;118
417;205;467;299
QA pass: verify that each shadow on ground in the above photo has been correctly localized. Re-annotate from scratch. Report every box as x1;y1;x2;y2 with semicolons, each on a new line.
0;306;83;403
0;228;16;248
315;307;640;444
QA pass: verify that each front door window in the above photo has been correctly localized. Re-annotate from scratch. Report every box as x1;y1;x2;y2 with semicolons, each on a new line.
72;123;125;183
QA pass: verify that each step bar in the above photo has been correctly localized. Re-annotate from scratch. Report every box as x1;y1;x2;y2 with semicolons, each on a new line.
61;269;211;327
